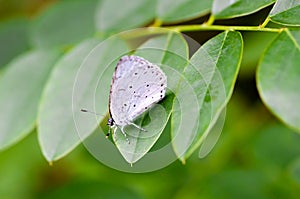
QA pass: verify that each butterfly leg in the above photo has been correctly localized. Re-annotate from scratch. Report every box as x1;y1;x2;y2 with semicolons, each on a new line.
112;126;118;141
129;122;147;132
120;126;130;144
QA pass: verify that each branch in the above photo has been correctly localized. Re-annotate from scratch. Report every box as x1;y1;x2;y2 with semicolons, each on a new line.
166;24;281;33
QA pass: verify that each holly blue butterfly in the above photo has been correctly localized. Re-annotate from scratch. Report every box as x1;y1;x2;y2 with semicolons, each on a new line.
107;55;167;141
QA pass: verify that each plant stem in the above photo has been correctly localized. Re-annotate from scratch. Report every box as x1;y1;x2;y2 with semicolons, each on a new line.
205;15;215;25
166;24;281;33
260;17;270;28
151;19;163;27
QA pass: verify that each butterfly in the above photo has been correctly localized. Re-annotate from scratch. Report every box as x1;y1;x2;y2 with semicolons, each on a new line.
107;55;167;142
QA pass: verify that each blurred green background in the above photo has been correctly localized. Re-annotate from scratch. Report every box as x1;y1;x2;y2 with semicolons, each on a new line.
1;0;300;198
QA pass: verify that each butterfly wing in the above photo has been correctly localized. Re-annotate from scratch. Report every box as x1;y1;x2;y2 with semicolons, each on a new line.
109;55;167;126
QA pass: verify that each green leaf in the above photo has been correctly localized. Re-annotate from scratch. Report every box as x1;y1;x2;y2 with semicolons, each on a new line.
38;39;103;161
289;29;300;46
0;50;61;150
0;18;30;68
257;30;300;132
270;0;300;26
212;0;275;19
198;108;226;158
172;31;243;161
67;36;130;162
157;0;212;23
95;0;156;32
113;32;189;164
30;0;98;48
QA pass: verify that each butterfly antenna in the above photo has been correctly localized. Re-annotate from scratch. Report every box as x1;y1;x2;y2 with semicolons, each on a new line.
129;122;147;132
106;127;110;138
80;109;103;116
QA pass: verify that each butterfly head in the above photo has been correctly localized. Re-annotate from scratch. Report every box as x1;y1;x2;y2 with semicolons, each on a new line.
107;117;115;127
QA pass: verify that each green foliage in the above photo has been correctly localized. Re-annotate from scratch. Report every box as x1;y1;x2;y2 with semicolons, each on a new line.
38;39;102;161
30;0;98;48
257;30;300;131
172;31;243;161
157;0;212;23
270;0;300;26
0;0;299;169
95;0;156;32
212;0;275;19
0;18;30;68
2;101;300;199
0;50;61;150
